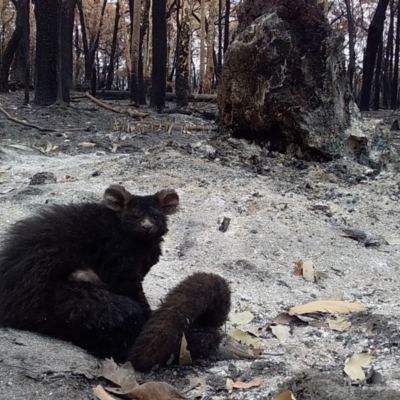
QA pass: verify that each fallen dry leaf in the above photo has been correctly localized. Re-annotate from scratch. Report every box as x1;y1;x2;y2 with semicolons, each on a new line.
383;236;400;245
188;377;207;397
288;300;365;315
222;336;259;359
327;317;351;332
293;260;303;275
101;359;138;393
270;325;291;340
8;144;34;152
230;311;254;324
272;390;297;400
315;271;329;280
226;378;262;393
188;377;207;390
93;384;118;400
246;326;261;337
344;352;372;382
272;313;299;325
228;328;263;354
302;259;315;282
179;333;192;366
78;141;96;148
226;378;234;394
125;381;186;400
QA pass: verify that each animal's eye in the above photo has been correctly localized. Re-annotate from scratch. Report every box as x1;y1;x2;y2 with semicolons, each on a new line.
153;215;159;221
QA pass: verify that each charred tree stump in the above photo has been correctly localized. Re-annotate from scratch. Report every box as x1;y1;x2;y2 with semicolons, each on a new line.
218;0;381;164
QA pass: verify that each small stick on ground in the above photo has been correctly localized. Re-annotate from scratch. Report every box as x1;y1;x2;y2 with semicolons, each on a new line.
84;92;148;119
0;102;55;132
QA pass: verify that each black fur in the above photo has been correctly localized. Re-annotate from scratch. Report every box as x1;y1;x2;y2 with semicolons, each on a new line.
0;185;231;369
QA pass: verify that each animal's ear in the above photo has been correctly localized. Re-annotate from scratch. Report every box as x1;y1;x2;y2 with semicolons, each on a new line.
103;185;131;213
156;189;179;215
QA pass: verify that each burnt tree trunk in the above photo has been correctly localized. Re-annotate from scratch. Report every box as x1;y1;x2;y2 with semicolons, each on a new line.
175;0;190;107
34;0;59;105
224;0;230;53
391;1;400;109
344;0;355;91
382;0;394;108
373;38;383;110
359;0;389;111
106;2;120;90
59;0;77;104
0;0;26;92
218;0;353;161
150;0;167;110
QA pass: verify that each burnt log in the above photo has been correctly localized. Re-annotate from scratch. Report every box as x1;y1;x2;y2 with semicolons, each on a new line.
218;0;394;167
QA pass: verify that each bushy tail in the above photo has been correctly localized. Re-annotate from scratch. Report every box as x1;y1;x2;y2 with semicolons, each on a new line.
128;272;231;370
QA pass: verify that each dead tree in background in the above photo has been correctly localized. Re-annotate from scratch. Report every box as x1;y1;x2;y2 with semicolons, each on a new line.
359;0;389;111
224;0;230;53
23;0;30;105
391;0;400;109
383;0;394;108
0;0;26;92
175;0;190;106
105;1;120;90
60;0;77;103
130;0;141;104
34;0;59;105
77;0;107;89
150;0;167;109
344;0;355;91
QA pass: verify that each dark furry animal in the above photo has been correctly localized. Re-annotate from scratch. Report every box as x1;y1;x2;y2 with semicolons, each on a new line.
0;185;231;370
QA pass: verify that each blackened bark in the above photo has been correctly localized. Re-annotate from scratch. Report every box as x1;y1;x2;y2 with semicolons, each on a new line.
78;0;107;88
175;0;189;107
359;0;389;111
34;0;59;105
60;0;77;103
106;2;120;90
150;0;167;110
0;0;25;92
344;0;355;91
23;0;30;105
373;39;383;110
391;1;400;109
217;0;223;80
223;0;230;53
382;0;394;108
138;0;150;104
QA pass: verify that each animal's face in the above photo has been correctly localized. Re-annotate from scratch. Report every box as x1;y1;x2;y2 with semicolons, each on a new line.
103;185;179;240
122;196;168;238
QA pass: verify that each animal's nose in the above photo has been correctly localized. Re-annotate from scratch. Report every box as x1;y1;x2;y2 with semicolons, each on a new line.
141;219;153;231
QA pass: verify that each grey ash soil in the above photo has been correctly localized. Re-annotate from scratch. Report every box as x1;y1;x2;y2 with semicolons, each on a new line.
0;92;400;399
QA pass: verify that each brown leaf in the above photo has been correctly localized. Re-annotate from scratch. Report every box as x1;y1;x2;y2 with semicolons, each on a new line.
93;384;118;400
125;381;187;400
222;336;259;359
269;325;291;340
272;313;300;325
101;359;138;393
293;260;303;275
226;378;262;392
272;390;297;400
230;311;255;324
344;352;372;382
327;317;351;332
179;333;192;366
288;301;365;315
228;328;263;355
